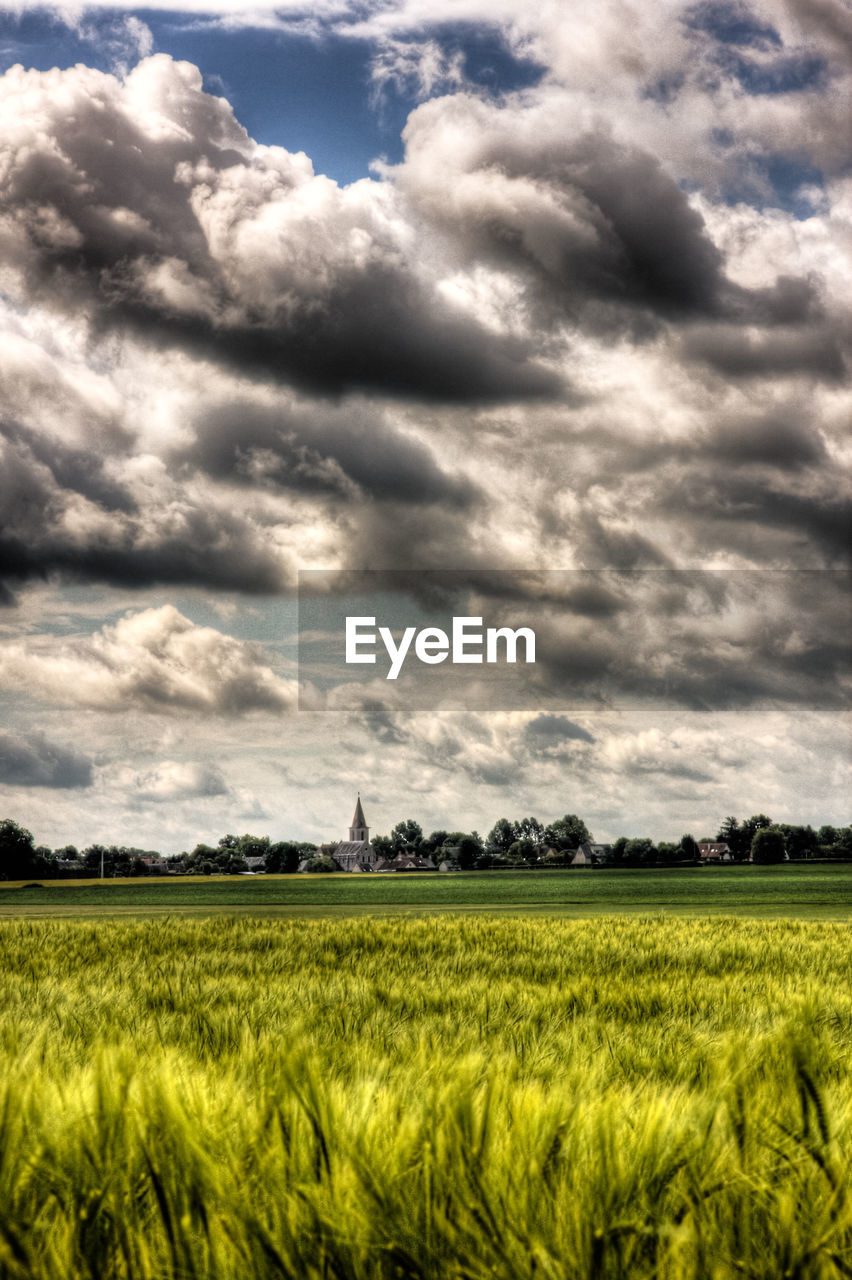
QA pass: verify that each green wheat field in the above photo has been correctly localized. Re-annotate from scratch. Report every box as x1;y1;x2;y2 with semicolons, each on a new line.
1;909;851;1278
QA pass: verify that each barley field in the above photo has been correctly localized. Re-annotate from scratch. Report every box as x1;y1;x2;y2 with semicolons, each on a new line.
0;914;850;1279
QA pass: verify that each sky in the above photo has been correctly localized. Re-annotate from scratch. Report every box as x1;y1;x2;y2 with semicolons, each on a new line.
0;0;849;854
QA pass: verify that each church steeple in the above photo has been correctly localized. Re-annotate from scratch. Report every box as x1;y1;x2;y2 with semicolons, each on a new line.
349;793;369;843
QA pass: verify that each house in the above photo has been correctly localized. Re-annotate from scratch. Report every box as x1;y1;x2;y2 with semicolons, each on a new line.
243;856;267;873
572;842;612;866
698;842;731;862
375;852;437;872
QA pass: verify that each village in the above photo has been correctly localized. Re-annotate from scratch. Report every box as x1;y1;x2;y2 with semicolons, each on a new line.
3;800;846;882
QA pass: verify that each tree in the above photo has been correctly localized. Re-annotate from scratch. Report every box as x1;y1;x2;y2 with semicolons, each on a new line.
390;819;423;850
486;819;516;853
743;814;773;843
717;815;772;862
304;855;338;873
717;816;748;861
265;841;314;874
679;834;699;860
834;827;852;855
182;843;248;875
543;815;592;850
507;838;536;864
818;825;838;847
611;837;629;865
441;833;483;869
655;841;679;864
83;845;150;878
751;827;785;864
371;834;393;859
235;834;271;861
0;819;50;880
778;824;818;860
516;816;545;845
624;838;656;865
421;830;449;855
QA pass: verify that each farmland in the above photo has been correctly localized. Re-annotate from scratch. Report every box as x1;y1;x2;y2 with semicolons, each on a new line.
0;862;850;918
0;911;851;1278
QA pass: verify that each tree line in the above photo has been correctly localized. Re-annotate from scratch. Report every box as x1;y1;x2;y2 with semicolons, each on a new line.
0;811;849;880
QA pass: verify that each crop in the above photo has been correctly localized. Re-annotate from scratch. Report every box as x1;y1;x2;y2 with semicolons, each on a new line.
0;914;850;1278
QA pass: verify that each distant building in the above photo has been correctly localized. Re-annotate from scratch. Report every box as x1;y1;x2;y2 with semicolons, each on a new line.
317;795;378;872
375;852;437;873
698;842;731;862
572;842;612;866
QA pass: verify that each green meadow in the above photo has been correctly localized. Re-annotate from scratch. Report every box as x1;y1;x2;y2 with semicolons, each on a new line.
0;911;851;1278
1;863;850;918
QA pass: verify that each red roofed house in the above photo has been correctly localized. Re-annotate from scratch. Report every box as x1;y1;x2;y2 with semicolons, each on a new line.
698;841;732;862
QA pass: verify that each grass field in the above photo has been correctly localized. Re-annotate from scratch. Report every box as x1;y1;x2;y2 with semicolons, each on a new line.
1;863;850;918
0;912;851;1278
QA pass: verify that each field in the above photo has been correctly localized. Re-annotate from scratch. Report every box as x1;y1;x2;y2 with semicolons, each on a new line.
1;911;851;1279
1;862;850;918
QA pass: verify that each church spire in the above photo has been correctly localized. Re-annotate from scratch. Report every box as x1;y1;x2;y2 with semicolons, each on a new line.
349;793;369;843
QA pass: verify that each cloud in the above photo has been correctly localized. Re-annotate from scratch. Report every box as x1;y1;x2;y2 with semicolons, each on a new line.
0;606;297;715
180;400;479;506
524;714;595;746
598;725;726;782
126;760;229;801
681;324;846;381
0;56;559;405
0;401;295;598
78;15;154;72
0;27;848;606
0;731;94;789
369;37;467;105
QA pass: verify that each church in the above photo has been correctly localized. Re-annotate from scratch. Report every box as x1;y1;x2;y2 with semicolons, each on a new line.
319;795;378;872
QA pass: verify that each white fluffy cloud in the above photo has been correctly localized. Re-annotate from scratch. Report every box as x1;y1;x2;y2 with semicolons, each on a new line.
0;606;297;714
117;760;229;801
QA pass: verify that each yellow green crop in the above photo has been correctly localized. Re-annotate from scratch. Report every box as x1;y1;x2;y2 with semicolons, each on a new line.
0;914;850;1278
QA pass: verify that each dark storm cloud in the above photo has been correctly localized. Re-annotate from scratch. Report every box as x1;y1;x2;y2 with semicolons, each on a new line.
0;490;288;596
528;570;852;711
0;58;559;405
700;413;827;468
622;757;715;783
400;98;826;338
1;420;136;513
96;270;562;405
0;404;290;597
0;731;93;789
357;699;409;744
663;472;852;561
682;325;847;382
182;402;479;506
524;714;595;745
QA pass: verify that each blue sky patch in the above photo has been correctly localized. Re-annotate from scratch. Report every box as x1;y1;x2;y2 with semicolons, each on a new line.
685;1;781;49
722;49;827;95
0;8;544;185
